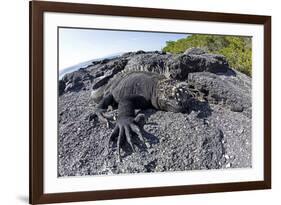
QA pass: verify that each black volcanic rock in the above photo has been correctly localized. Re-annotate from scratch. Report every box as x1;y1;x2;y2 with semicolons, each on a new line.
58;49;251;176
166;49;229;80
187;71;251;117
124;52;171;72
60;69;93;94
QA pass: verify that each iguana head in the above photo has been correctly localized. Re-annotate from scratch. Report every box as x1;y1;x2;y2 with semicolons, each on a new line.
155;78;195;113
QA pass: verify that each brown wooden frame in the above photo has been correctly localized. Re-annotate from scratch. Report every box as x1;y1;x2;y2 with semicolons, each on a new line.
30;1;271;204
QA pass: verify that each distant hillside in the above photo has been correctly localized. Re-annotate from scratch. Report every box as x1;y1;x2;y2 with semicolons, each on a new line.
162;34;252;76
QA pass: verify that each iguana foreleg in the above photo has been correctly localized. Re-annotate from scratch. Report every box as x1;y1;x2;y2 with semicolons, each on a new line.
107;95;146;161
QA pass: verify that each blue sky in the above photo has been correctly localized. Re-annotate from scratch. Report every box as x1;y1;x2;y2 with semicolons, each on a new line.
59;28;188;70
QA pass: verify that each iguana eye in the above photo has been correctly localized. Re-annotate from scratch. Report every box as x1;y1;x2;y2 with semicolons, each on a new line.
168;95;174;100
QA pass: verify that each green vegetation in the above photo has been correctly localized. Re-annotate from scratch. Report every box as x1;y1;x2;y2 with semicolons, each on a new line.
162;34;252;76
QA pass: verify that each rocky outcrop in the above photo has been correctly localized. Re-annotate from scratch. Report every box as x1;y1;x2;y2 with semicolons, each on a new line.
166;48;229;80
58;48;251;176
188;71;251;117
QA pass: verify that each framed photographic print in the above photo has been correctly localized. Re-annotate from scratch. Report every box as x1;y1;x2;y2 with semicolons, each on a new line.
29;0;271;204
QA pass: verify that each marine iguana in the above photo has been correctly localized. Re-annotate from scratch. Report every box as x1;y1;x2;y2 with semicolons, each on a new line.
90;71;197;161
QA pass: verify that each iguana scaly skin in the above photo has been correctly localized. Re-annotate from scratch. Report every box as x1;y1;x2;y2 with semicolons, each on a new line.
90;71;196;161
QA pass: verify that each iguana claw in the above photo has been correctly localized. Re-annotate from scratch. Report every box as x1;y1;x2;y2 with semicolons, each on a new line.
88;108;114;128
107;115;145;162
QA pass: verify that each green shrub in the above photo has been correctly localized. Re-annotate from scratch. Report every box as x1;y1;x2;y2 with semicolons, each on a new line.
162;34;252;76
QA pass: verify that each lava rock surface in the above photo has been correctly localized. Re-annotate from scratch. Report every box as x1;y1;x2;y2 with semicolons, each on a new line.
58;48;251;176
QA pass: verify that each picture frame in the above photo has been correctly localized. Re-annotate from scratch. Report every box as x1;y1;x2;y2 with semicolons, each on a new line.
29;0;271;204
